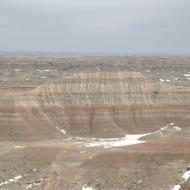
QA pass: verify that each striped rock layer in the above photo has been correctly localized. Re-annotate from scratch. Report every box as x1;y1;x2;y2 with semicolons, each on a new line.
7;70;188;141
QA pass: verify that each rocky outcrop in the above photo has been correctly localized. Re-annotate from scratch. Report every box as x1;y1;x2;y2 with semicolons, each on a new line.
16;70;190;140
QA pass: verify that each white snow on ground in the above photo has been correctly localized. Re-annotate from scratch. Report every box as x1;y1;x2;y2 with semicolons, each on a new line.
174;126;181;131
137;179;143;184
0;175;22;187
82;184;95;190
42;70;51;72
172;166;190;190
24;184;33;190
172;184;181;190
56;127;66;134
84;123;178;148
182;170;190;181
14;145;26;149
184;74;190;77
159;79;171;82
60;129;66;134
159;123;181;133
85;134;148;148
0;169;39;188
41;76;47;79
23;179;44;190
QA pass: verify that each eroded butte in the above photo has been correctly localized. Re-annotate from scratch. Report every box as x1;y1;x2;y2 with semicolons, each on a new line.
0;56;190;190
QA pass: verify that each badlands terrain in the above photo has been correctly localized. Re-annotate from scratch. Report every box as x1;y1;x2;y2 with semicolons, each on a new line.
0;56;190;190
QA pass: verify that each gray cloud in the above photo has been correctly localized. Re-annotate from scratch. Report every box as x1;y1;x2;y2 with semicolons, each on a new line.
0;0;190;55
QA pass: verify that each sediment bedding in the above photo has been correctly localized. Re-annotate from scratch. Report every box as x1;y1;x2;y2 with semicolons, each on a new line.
13;70;190;140
0;57;190;190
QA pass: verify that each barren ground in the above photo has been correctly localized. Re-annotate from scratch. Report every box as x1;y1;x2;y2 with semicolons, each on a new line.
0;56;190;190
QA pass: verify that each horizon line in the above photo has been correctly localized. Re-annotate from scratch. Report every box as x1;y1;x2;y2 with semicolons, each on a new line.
0;50;190;57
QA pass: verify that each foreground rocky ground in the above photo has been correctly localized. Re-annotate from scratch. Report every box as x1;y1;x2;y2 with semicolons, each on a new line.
0;56;190;190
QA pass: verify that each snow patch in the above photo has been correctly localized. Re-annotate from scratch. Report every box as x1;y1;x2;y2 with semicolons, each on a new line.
84;123;177;148
56;127;66;134
172;166;190;190
182;170;190;181
172;185;181;190
75;123;181;148
174;126;181;131
82;184;95;190
160;123;174;131
0;175;22;187
14;145;26;149
23;179;44;190
24;184;33;190
160;79;171;82
184;74;190;77
137;179;143;184
85;134;148;148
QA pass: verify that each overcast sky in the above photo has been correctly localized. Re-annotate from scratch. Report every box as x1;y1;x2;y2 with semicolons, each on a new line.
0;0;190;55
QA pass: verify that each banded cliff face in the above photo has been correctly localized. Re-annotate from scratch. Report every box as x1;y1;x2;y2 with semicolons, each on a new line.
15;70;190;140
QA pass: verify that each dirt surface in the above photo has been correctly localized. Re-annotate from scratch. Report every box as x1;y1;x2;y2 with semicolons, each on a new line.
0;56;190;190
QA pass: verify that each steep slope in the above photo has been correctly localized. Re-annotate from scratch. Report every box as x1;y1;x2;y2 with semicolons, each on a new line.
16;70;190;140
